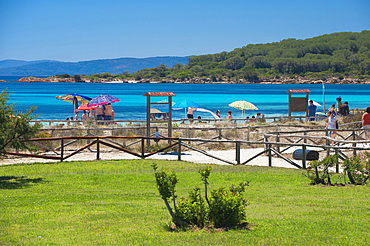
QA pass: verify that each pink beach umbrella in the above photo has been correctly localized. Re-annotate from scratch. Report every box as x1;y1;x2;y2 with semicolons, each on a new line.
74;103;97;112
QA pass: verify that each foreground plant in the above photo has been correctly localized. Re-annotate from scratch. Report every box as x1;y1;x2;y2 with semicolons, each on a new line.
151;163;187;227
0;89;40;158
343;152;370;185
307;153;370;185
306;155;338;185
153;164;250;229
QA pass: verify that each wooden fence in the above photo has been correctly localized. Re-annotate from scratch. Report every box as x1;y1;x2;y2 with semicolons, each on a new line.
30;115;329;127
5;133;370;172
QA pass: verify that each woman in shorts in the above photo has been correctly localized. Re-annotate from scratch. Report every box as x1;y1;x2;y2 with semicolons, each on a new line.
326;111;336;141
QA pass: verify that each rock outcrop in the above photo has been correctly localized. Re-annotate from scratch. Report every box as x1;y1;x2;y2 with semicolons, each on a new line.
16;76;370;84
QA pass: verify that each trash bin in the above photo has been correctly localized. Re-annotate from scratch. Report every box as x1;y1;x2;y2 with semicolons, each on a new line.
293;149;319;161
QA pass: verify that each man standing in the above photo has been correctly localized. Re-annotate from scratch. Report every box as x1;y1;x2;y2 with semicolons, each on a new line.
339;101;349;116
187;107;195;124
308;100;317;121
336;96;342;112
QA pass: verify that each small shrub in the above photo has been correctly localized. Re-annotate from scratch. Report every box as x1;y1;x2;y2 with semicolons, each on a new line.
153;165;250;229
175;188;208;227
209;184;248;228
342;152;370;185
306;155;338;185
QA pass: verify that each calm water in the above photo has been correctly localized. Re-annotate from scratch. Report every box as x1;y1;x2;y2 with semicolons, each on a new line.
0;80;369;121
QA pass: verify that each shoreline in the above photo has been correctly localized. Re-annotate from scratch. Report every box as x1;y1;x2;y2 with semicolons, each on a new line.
8;76;370;84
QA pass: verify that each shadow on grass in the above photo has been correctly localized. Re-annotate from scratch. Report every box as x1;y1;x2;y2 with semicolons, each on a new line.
0;176;45;189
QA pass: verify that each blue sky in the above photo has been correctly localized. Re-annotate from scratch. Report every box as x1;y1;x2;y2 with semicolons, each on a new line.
0;0;369;62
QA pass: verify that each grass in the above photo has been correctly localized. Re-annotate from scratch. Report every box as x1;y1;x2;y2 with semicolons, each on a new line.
0;159;369;245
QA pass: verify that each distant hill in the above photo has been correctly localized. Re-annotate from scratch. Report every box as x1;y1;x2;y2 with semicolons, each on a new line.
0;59;56;70
128;31;370;82
0;56;190;76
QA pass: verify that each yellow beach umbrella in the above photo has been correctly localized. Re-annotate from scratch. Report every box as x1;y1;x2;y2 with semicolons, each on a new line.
229;100;258;118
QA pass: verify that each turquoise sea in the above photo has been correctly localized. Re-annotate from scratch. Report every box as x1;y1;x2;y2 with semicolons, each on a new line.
0;76;369;121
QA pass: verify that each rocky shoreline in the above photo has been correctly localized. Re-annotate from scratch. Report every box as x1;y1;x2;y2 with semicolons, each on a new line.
14;76;370;84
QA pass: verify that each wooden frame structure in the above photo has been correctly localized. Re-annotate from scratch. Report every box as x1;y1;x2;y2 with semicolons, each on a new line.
143;92;175;145
287;89;311;119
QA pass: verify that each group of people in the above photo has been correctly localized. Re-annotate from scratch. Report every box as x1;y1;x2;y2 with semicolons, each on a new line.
94;103;115;121
66;103;115;125
308;96;350;122
215;109;263;123
317;96;369;141
327;105;370;141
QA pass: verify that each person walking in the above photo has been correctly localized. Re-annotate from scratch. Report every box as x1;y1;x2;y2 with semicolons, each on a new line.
326;111;336;144
327;104;336;117
362;107;370;141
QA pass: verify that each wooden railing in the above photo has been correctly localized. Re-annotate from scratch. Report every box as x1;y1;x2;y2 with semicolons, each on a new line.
30;115;329;127
5;134;370;172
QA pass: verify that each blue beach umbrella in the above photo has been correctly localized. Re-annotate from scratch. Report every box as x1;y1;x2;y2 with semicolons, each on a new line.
172;99;200;109
172;99;201;119
87;94;120;107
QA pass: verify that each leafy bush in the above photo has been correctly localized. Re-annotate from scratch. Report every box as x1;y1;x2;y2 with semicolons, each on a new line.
175;188;208;227
0;89;40;157
153;165;250;229
307;153;370;185
343;152;370;185
306;155;338;185
209;184;248;228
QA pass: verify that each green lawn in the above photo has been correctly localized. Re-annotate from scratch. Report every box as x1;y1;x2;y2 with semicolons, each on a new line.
0;160;369;245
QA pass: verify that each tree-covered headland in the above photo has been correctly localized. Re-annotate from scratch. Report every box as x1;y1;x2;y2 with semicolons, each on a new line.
56;31;370;83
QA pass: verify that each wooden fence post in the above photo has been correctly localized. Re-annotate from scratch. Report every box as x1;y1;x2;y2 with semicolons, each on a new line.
96;137;100;160
141;137;145;158
60;138;64;162
302;144;306;169
51;129;54;151
236;141;240;165
335;148;339;173
218;129;222;140
352;130;357;157
178;139;182;161
304;131;307;144
264;135;269;155
275;129;280;153
188;128;191;144
268;144;272;167
325;129;330;157
123;129;126;147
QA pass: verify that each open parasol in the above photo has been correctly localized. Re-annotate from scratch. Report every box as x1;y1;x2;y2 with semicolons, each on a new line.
229;100;258;118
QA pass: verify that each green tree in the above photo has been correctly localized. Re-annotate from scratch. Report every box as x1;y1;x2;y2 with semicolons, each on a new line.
0;89;40;158
73;75;82;81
